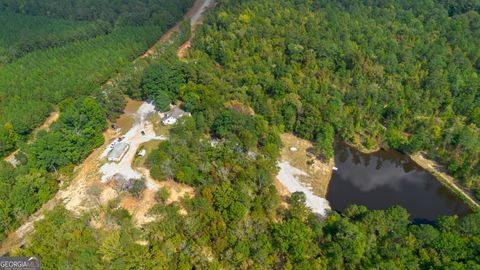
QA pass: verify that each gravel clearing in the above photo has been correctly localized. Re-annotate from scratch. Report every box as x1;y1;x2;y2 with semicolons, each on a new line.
277;161;331;216
99;102;166;185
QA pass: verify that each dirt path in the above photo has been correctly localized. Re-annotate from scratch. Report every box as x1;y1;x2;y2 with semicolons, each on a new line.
410;152;480;209
3;110;59;165
31;111;59;137
0;126;116;255
177;0;214;58
140;0;213;59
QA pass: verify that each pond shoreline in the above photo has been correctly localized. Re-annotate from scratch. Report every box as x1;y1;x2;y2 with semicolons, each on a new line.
328;141;473;221
410;152;480;210
346;141;479;211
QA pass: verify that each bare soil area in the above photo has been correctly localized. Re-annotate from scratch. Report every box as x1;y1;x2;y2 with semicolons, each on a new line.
279;133;334;197
140;0;213;59
275;133;334;216
177;40;192;58
33;111;59;135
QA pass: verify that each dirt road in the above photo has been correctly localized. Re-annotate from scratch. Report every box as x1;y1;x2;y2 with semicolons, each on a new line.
410;152;480;209
3;110;59;166
0;126;117;255
177;0;214;58
140;0;214;59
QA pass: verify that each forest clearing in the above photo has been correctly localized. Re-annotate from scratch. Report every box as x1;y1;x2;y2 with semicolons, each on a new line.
276;133;334;216
279;133;335;198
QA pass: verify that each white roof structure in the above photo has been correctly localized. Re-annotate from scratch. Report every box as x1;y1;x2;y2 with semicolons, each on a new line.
108;142;129;162
162;106;191;125
138;149;146;157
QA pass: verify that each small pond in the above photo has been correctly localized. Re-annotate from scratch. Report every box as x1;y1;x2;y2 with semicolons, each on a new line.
326;142;473;223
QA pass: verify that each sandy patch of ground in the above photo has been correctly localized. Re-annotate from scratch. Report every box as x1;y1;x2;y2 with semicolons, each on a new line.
177;40;191;58
277;161;330;216
137;167;194;204
117;168;194;226
411;152;480;209
33;111;59;135
274;177;291;197
275;133;334;216
3;150;19;166
279;133;334;197
275;133;334;215
158;181;194;204
273;170;291;209
120;190;157;227
99;187;119;206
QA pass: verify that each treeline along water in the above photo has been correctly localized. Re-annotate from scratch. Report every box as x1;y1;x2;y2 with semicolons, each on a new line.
327;142;472;223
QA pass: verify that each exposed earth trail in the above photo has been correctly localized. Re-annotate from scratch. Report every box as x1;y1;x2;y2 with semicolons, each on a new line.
410;152;480;209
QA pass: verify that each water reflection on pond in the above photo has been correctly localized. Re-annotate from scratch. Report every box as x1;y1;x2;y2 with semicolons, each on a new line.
327;142;473;222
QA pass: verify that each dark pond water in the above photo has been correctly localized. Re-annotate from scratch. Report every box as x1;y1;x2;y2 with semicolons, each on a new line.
326;142;473;222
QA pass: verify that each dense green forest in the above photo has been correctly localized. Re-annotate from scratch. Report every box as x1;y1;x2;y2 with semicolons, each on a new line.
192;0;480;196
0;12;110;63
0;0;194;158
0;0;194;27
0;26;163;157
0;0;195;63
0;97;107;238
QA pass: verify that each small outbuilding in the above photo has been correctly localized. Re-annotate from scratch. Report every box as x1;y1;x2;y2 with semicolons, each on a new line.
108;142;129;162
162;106;191;125
138;149;146;157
